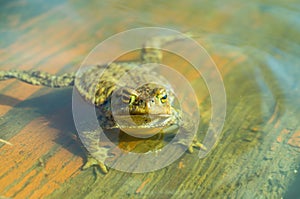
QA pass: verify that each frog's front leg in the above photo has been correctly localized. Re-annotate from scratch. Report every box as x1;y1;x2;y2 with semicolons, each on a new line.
168;109;206;153
174;127;207;153
163;123;206;153
82;154;109;174
80;129;113;174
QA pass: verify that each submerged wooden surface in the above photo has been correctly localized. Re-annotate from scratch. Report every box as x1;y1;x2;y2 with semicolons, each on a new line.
0;1;299;198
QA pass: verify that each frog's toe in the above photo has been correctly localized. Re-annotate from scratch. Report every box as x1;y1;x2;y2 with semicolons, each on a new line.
188;139;207;153
82;155;108;174
174;138;207;153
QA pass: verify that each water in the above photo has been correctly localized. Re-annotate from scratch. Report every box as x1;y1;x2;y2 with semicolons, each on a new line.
0;0;299;198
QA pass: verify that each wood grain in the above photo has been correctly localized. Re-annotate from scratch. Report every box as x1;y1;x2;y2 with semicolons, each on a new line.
0;1;299;198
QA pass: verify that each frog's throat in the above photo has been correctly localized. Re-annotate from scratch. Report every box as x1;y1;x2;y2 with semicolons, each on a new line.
111;114;176;138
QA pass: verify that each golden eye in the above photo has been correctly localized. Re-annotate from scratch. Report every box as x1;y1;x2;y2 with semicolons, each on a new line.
129;95;136;104
160;94;167;103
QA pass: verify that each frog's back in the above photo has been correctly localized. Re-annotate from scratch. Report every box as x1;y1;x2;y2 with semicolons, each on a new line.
74;62;140;106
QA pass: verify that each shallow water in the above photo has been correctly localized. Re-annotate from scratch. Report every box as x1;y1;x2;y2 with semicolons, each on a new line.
0;0;299;198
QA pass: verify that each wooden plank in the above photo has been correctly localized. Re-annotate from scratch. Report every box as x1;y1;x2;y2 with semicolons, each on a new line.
0;1;299;198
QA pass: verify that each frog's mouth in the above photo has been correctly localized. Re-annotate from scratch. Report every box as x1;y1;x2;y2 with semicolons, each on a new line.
112;114;175;138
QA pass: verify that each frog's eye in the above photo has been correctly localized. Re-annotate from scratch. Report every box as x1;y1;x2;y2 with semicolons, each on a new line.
129;95;136;104
160;93;167;103
120;87;137;104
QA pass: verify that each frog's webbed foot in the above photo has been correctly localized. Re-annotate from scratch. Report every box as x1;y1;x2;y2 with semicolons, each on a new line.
81;145;114;174
82;154;109;174
187;138;207;153
80;129;114;174
174;137;207;153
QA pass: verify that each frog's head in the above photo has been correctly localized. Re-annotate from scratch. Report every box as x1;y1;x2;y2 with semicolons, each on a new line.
112;83;177;138
123;83;171;115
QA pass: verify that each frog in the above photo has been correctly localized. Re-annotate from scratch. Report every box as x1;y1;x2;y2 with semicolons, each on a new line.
0;33;206;173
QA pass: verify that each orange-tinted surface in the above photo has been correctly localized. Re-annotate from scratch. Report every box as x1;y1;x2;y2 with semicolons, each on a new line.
0;2;90;197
